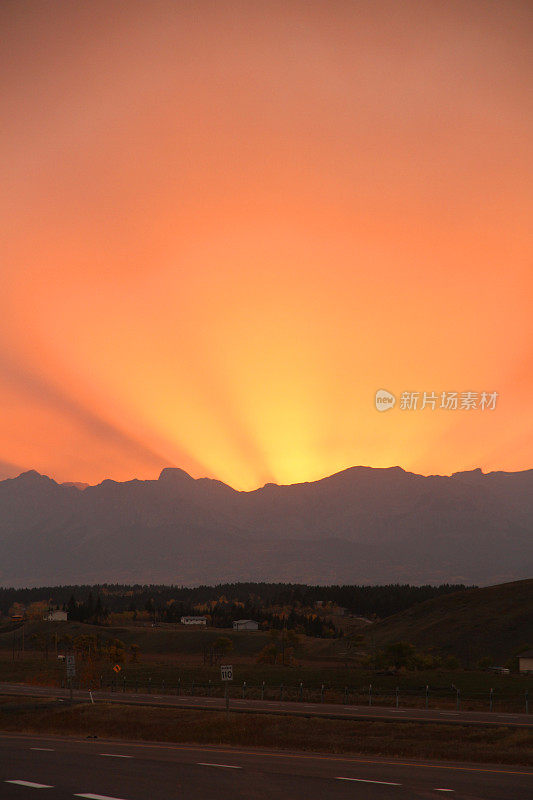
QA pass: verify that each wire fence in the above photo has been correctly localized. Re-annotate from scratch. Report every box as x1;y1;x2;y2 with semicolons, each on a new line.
60;676;532;714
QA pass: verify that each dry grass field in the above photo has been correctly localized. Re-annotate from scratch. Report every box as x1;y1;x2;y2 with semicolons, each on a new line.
1;697;532;766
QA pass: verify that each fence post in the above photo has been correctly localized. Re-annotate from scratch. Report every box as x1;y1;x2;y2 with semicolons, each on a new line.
123;677;126;693
161;680;165;694
135;679;138;693
344;686;348;705
369;684;372;706
242;681;246;699
320;684;324;703
261;681;265;701
425;685;429;709
280;683;283;701
526;690;529;715
148;677;151;694
191;680;195;696
100;675;103;690
395;686;399;709
178;677;181;696
490;688;493;712
456;688;460;711
208;679;212;697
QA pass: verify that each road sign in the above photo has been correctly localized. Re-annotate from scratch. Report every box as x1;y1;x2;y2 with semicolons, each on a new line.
221;664;233;681
113;664;122;673
66;654;76;678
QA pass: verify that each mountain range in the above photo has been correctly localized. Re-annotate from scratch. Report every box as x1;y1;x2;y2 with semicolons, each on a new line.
0;466;531;587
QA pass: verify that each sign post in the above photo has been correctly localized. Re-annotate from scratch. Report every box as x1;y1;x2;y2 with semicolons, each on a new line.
221;664;233;719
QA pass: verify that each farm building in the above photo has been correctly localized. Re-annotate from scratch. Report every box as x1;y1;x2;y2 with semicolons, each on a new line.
180;615;207;626
43;610;68;622
518;650;533;673
232;619;259;631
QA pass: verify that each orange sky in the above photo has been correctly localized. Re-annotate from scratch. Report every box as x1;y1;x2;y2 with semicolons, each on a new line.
1;0;532;489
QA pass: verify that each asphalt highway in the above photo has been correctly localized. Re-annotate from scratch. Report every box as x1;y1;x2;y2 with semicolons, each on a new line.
1;682;532;728
1;733;532;800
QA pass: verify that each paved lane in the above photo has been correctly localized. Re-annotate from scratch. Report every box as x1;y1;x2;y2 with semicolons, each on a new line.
1;733;532;800
1;682;531;728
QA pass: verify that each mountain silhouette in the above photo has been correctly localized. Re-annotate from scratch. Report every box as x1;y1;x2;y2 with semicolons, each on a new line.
0;466;531;587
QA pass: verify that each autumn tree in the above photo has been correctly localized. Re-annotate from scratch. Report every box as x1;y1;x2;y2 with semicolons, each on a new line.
8;602;25;618
26;601;49;620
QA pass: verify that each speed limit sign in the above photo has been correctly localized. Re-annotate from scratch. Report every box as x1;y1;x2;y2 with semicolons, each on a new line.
220;664;233;681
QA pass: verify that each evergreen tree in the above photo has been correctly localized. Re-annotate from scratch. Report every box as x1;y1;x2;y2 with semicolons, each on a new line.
94;595;103;624
86;592;94;622
66;594;77;621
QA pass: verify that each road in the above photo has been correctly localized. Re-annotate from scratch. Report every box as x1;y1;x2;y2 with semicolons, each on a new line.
1;733;532;800
1;682;532;728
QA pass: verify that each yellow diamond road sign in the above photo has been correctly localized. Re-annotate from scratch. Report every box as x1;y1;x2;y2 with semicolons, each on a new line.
113;664;122;673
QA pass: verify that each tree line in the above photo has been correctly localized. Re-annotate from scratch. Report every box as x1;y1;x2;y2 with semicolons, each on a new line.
0;581;471;622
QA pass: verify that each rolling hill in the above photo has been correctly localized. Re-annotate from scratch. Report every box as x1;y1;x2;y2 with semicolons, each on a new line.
367;579;533;664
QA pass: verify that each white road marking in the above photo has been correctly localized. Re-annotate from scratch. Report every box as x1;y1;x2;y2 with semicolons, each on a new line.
5;780;53;788
197;762;242;769
434;790;455;793
336;777;402;786
75;795;128;800
30;748;55;751
99;754;133;758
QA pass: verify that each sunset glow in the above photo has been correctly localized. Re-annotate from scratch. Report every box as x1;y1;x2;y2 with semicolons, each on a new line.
1;1;532;489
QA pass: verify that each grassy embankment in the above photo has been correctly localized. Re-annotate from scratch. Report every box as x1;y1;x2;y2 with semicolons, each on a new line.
0;696;532;766
1;619;531;713
0;650;530;713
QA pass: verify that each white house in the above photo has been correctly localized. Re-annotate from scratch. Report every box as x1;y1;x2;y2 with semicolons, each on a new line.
43;610;68;622
233;619;259;631
180;616;207;626
518;650;533;674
